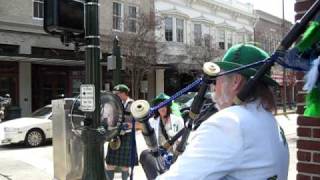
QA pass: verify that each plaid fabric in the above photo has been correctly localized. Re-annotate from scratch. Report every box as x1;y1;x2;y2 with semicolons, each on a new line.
106;133;138;166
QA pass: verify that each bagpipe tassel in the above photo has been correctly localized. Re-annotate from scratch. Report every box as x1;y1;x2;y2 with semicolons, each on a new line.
296;20;320;53
304;87;320;118
303;57;320;92
303;57;320;117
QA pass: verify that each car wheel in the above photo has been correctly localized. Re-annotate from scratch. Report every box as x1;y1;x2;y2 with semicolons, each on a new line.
25;129;45;147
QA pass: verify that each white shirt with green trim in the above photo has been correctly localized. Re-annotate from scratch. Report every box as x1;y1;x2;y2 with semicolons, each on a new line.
149;114;184;148
157;101;289;180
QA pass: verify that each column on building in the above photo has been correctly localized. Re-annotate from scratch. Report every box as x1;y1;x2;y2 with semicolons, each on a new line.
19;62;32;116
155;69;165;95
19;44;32;116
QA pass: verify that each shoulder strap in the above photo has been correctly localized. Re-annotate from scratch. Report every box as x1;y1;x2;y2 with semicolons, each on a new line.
159;118;170;141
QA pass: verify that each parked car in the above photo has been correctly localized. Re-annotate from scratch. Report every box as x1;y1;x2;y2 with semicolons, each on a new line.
0;105;52;147
175;91;216;124
177;91;214;112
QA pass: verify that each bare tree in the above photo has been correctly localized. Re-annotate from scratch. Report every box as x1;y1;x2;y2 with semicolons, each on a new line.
186;35;224;69
113;12;163;99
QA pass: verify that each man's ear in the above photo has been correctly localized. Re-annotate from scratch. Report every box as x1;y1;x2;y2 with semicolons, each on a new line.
232;74;246;91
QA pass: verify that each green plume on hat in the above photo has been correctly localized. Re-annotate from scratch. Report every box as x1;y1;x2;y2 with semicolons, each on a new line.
215;43;278;86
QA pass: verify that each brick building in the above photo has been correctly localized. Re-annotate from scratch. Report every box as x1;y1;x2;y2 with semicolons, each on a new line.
254;10;295;108
294;0;320;179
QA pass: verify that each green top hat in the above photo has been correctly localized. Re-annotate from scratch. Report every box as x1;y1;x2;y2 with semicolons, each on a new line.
113;84;130;93
151;93;170;106
216;44;278;86
151;93;182;117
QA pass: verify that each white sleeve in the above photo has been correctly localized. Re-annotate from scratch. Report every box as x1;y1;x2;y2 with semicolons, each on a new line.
157;114;243;180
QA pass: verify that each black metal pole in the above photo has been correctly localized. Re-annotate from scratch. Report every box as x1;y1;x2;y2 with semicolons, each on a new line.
113;36;122;85
81;0;105;179
282;0;287;113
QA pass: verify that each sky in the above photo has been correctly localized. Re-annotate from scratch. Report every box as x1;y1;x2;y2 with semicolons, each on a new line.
238;0;296;23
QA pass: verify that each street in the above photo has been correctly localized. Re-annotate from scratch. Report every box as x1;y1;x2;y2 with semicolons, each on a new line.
0;114;298;180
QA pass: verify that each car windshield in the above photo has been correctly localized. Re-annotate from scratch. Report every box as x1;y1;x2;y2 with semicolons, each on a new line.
181;91;213;109
175;92;196;105
32;106;52;118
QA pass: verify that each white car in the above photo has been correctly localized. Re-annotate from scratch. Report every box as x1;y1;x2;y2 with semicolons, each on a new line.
0;105;52;147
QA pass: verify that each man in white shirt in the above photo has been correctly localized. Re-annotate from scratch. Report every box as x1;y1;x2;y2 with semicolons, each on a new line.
157;44;289;180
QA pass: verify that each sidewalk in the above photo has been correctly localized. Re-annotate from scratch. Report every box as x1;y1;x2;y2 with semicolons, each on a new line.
276;107;297;115
0;158;52;180
275;113;298;180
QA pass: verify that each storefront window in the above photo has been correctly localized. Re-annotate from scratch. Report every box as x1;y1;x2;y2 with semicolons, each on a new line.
32;65;84;111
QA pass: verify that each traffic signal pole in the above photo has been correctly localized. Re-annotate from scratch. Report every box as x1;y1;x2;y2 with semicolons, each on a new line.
112;37;122;85
81;0;106;179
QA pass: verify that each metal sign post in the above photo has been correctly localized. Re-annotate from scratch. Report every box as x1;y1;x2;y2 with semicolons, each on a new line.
81;0;106;179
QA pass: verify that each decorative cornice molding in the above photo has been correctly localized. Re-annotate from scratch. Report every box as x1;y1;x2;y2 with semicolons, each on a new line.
198;0;255;19
216;20;235;30
159;8;190;19
191;15;215;25
237;26;252;33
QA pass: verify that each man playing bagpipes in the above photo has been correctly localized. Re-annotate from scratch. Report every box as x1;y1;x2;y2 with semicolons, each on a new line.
130;1;320;178
105;84;139;180
156;44;289;180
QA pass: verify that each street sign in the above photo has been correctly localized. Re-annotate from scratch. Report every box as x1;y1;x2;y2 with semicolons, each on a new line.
80;84;95;112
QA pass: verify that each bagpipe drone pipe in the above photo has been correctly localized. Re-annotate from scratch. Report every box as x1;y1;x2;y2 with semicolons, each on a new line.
129;0;320;178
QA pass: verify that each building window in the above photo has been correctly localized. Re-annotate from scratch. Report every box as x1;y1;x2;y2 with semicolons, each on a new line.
113;2;123;31
194;24;202;46
247;34;253;42
236;33;243;43
226;31;233;49
128;6;137;33
165;17;173;41
176;18;184;43
204;34;211;48
33;0;44;19
218;30;225;50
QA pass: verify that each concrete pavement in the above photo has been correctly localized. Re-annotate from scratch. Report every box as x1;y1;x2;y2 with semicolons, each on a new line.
276;113;298;180
0;158;51;180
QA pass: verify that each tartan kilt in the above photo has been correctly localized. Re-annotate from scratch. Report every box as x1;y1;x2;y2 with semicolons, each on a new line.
105;133;138;167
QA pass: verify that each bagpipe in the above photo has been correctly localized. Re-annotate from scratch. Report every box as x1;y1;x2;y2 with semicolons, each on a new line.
129;0;320;179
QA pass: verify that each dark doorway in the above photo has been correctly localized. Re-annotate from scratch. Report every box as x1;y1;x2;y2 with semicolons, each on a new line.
0;61;19;106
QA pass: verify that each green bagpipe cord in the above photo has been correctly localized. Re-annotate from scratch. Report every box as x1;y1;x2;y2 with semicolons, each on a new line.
304;87;320;118
296;21;320;53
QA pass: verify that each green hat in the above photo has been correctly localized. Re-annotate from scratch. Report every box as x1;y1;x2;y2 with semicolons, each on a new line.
151;93;182;117
113;84;130;93
151;93;170;106
216;44;278;86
